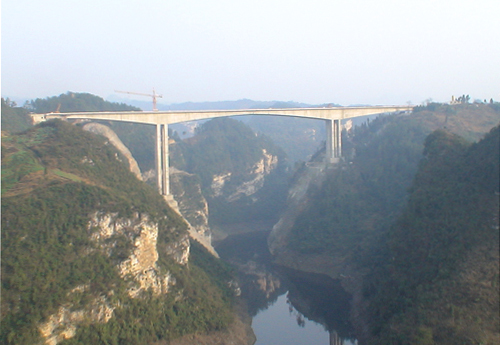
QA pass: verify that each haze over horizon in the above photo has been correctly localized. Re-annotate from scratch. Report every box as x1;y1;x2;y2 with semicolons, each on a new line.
2;0;499;106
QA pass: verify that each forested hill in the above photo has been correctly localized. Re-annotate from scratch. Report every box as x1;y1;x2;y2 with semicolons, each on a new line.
277;103;499;344
173;117;286;189
28;92;140;113
365;125;499;344
286;103;499;259
1;120;237;345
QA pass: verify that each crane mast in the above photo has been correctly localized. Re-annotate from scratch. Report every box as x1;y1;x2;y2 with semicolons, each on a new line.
115;89;163;111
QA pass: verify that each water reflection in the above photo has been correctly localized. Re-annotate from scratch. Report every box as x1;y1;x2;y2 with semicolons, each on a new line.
215;230;357;344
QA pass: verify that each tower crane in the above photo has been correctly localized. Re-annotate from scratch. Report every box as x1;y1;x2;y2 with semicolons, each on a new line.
115;89;163;111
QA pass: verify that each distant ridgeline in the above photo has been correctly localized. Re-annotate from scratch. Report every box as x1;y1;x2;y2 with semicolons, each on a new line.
1;120;237;344
280;103;499;344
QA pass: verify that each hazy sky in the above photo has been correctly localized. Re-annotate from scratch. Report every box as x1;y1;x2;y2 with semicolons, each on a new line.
2;0;499;106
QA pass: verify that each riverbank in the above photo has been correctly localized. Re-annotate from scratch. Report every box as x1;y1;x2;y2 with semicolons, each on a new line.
165;299;256;345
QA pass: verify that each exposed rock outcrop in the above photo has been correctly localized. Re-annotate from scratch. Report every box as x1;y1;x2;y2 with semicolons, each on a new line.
89;211;184;296
170;168;218;256
211;172;232;197
39;211;187;344
38;296;115;345
213;149;279;203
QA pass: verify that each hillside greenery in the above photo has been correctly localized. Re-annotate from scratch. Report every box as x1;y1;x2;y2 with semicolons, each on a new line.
28;92;140;113
285;103;499;344
287;103;499;258
2;92;158;172
1;98;33;133
288;114;430;258
1;120;235;344
364;126;499;344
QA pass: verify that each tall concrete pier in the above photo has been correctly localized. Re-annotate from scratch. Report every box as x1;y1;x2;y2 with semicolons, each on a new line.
156;123;169;195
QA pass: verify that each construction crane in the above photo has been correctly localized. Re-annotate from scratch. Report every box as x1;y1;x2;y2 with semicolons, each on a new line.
115;89;163;111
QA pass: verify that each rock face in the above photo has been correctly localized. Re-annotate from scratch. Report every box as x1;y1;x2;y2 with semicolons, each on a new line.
89;211;186;296
170;168;218;256
211;172;232;197
38;296;114;345
226;149;278;202
38;211;188;344
212;149;279;202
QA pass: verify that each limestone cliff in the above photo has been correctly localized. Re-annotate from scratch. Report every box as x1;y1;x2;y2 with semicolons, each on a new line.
169;167;218;256
213;149;279;203
38;211;189;345
89;211;188;295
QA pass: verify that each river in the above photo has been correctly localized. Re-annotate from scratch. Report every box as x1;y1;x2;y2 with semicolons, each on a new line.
215;228;358;345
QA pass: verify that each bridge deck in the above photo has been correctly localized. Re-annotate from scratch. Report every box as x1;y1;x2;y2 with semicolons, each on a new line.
32;106;412;125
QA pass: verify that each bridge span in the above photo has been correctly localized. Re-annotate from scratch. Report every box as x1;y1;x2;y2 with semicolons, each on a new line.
32;105;412;196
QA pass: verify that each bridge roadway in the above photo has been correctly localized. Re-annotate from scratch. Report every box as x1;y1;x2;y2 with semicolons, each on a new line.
32;105;412;196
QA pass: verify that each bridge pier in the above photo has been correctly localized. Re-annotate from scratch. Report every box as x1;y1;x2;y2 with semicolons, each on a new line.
326;119;342;162
156;124;169;195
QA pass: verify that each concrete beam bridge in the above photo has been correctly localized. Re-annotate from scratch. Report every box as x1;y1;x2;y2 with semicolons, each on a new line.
32;105;412;196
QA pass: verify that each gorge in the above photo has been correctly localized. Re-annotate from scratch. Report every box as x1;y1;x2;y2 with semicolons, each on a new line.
2;94;499;344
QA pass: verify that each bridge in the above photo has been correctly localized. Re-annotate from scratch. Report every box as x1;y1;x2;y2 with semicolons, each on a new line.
32;105;412;196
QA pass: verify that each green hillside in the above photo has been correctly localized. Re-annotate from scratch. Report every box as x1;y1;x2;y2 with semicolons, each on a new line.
365;126;499;344
28;92;140;113
1;98;33;134
1;120;235;345
287;103;499;258
284;103;499;344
